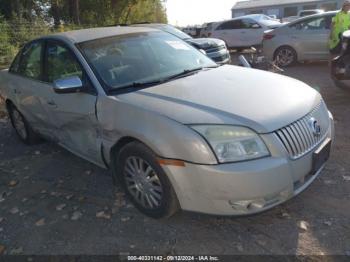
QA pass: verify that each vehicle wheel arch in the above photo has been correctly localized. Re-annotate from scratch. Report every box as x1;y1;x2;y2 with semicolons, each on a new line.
6;100;41;144
5;99;14;111
109;136;155;183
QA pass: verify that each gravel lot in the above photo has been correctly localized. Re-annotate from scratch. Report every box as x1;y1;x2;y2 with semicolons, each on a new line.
0;61;349;256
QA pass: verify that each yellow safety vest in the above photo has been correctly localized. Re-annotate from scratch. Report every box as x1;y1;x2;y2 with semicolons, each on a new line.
329;11;350;49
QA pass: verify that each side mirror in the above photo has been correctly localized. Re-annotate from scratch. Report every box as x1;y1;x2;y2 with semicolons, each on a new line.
199;49;207;55
251;24;261;29
53;76;83;94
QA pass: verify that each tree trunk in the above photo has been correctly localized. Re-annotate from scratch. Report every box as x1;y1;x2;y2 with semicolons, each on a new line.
68;0;80;25
51;0;61;27
73;0;80;25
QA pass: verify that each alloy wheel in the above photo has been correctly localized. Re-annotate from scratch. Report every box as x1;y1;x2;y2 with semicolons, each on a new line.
124;156;163;209
275;48;296;67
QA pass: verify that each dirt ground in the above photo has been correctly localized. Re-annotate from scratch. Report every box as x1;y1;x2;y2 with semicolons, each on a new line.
0;61;349;256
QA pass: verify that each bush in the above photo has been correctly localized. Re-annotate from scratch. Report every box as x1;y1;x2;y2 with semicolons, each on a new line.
0;17;18;68
0;16;58;68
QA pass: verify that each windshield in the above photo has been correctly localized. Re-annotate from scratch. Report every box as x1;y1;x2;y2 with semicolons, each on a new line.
160;25;192;40
79;31;217;91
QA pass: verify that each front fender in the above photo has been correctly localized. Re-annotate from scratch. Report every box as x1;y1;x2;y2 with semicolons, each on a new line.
97;96;217;165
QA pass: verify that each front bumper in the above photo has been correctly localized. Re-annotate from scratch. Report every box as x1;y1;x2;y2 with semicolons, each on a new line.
162;116;334;216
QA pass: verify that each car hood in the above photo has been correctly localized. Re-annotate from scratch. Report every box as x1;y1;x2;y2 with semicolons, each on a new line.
186;38;225;49
116;65;321;133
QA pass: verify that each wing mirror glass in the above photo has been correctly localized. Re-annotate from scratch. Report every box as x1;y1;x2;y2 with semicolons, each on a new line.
53;76;83;94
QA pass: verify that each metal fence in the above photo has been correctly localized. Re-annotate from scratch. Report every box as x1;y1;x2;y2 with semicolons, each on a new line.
0;22;83;69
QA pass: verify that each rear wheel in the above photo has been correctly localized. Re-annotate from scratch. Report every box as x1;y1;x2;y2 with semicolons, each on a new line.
8;104;40;144
115;142;180;218
274;46;297;67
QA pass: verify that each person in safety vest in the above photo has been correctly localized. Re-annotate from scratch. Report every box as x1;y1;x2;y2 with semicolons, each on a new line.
329;0;350;55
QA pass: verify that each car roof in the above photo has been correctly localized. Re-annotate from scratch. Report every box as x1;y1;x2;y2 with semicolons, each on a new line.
217;14;275;24
40;26;159;44
131;23;168;28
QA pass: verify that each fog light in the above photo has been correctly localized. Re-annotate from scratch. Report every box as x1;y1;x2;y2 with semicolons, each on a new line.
229;200;252;212
229;199;267;212
250;199;266;209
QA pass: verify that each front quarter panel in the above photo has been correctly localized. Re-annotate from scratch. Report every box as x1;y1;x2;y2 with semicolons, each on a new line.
98;96;218;165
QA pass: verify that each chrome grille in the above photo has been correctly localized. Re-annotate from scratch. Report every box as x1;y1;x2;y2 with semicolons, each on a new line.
275;101;330;159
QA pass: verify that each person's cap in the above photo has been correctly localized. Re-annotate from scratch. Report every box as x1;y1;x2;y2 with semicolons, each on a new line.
343;0;350;6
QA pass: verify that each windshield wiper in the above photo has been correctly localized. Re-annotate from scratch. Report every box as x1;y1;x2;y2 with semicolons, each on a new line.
109;66;218;93
111;80;163;91
163;66;218;81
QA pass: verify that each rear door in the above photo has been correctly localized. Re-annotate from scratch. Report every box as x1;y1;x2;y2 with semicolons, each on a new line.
9;40;56;139
40;40;102;165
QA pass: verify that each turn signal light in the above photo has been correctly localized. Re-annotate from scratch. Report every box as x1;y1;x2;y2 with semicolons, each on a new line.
263;33;275;40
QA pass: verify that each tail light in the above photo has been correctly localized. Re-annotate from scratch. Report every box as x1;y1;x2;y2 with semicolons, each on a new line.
263;33;275;40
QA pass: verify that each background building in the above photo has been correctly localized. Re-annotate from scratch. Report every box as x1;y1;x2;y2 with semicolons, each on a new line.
232;0;343;18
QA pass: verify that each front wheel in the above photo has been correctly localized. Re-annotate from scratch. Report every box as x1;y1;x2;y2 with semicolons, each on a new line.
274;46;297;67
115;142;180;218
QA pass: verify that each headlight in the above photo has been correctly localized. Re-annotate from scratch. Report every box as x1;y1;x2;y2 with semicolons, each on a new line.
191;125;270;163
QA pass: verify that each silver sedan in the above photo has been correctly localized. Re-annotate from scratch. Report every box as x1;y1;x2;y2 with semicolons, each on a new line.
263;11;336;67
0;27;334;218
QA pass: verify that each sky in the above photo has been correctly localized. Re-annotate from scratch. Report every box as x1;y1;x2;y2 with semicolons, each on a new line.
166;0;239;27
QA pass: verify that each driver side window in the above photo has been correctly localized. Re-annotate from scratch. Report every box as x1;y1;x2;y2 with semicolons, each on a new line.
46;42;83;83
292;17;327;30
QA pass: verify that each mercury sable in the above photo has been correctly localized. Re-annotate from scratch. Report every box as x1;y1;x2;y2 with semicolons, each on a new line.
0;27;334;218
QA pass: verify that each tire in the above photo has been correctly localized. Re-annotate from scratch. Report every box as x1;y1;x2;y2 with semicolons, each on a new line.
274;46;297;67
331;55;350;89
114;141;180;218
332;79;350;89
8;104;40;145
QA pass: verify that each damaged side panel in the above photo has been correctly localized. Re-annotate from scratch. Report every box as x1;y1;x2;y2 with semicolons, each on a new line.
97;95;217;166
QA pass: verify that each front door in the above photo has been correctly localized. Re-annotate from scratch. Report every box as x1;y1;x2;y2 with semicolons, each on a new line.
290;15;334;60
41;40;102;165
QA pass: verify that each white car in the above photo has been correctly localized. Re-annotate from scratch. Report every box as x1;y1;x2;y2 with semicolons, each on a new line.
211;14;282;49
263;11;336;67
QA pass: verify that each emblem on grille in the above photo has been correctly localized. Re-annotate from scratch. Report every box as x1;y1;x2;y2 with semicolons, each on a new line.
308;117;321;136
